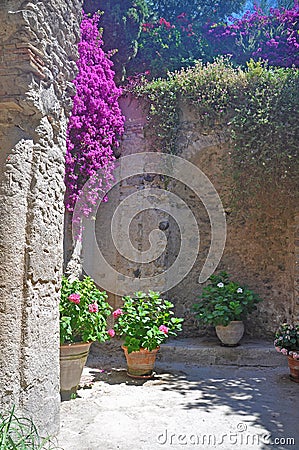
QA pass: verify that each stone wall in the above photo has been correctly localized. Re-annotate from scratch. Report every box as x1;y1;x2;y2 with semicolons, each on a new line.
88;95;297;339
168;104;297;337
81;96;166;311
0;0;81;435
294;211;299;321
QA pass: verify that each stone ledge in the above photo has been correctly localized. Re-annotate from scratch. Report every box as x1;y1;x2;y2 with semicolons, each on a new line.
157;337;284;367
88;337;285;369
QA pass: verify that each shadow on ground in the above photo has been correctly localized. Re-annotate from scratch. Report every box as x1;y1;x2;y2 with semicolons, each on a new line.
78;364;298;450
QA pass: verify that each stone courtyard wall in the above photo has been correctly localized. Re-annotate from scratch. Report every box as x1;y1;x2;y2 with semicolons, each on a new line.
89;95;298;338
0;0;81;434
167;103;298;337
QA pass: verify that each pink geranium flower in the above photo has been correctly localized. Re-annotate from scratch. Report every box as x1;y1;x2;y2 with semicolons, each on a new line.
88;303;99;313
113;308;123;318
108;329;115;337
68;293;80;304
159;325;169;334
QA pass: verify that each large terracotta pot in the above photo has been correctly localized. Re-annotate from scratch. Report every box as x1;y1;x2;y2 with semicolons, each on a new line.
288;356;299;383
60;342;91;401
122;346;160;378
215;321;245;346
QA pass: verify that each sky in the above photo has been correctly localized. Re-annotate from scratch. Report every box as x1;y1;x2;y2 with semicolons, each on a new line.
231;0;285;18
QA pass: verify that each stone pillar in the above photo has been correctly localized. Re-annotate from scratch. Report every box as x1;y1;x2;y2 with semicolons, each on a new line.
0;0;82;435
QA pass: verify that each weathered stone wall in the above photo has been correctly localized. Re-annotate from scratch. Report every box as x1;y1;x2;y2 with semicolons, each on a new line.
294;211;299;321
81;97;168;310
90;96;297;339
0;0;81;435
168;104;297;337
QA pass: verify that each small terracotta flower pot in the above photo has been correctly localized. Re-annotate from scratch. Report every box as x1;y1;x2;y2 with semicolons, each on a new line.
288;356;299;383
122;346;160;378
215;321;245;346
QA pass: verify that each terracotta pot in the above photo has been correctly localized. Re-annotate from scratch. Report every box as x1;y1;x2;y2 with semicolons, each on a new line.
122;346;160;378
215;321;245;346
60;342;91;401
288;356;299;383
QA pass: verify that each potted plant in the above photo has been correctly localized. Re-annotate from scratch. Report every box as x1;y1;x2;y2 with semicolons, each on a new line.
110;291;184;378
193;271;262;346
60;275;112;399
274;323;299;383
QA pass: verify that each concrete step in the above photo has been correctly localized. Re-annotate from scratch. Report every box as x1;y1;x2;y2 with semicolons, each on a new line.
158;337;284;367
89;337;285;369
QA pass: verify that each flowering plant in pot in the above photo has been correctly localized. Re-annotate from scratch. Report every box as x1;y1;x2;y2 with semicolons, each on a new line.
193;271;262;346
60;275;112;344
111;291;183;377
274;323;299;383
59;275;112;399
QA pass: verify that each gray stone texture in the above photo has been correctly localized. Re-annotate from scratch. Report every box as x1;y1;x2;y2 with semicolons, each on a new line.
294;210;299;321
173;105;298;336
89;95;298;338
0;0;82;435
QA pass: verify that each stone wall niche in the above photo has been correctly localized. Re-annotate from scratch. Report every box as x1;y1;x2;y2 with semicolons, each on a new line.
0;0;82;435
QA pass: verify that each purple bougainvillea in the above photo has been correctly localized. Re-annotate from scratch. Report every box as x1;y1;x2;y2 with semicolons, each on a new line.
205;4;299;67
65;13;124;218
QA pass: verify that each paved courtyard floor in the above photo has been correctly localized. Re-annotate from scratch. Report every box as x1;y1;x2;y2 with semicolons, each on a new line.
57;358;298;450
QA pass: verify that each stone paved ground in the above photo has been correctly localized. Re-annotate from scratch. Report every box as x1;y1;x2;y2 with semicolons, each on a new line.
57;340;299;450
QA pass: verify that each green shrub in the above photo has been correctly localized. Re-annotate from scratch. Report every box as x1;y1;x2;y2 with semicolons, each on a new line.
193;271;262;327
112;291;183;352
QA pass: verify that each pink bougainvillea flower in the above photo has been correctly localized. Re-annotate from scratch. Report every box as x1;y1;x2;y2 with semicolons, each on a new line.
205;5;299;67
68;293;81;304
113;308;123;318
65;13;125;233
108;329;115;337
88;303;99;313
159;325;169;334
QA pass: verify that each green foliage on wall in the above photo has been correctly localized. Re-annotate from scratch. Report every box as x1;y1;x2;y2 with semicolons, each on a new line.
231;61;298;178
131;58;299;191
